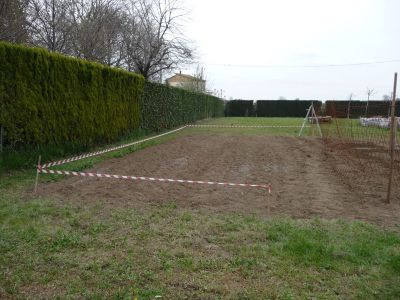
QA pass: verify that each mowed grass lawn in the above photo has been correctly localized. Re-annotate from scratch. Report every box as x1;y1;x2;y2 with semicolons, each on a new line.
195;117;400;141
1;118;400;299
191;117;317;137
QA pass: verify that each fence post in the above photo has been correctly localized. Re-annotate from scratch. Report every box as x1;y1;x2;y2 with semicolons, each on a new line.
386;72;397;204
34;155;42;194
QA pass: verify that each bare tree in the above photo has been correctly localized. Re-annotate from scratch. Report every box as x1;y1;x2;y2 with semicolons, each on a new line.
0;0;29;43
122;0;194;80
27;0;75;53
180;65;206;92
365;87;376;116
383;93;394;116
383;94;391;101
69;0;124;66
4;0;194;79
347;93;355;119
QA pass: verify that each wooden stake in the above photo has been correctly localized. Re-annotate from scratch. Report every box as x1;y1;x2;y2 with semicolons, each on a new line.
311;104;323;137
299;105;312;137
34;155;41;194
386;73;397;204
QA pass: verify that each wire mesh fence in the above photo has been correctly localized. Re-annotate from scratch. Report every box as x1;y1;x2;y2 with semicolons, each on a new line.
320;102;400;201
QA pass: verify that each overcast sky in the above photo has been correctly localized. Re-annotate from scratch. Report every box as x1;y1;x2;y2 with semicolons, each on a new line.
180;0;400;100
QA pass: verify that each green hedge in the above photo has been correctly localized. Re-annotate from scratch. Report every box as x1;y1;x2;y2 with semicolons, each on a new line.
325;100;399;118
0;42;144;152
141;81;224;132
0;42;224;170
225;100;255;117
256;100;322;117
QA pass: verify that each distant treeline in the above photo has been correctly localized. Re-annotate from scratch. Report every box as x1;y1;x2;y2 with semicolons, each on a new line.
225;100;322;117
325;100;400;118
225;100;400;118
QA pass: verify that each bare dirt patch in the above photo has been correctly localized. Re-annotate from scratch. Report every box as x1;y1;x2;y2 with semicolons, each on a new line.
38;134;400;226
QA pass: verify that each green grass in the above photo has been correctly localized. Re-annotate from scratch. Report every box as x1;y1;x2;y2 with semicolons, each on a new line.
319;118;400;143
1;122;400;299
191;117;400;143
196;117;306;126
0;127;186;174
1;184;399;299
190;117;319;137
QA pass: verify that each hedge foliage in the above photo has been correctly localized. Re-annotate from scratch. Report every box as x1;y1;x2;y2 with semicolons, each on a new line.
256;100;322;117
225;100;255;117
0;42;144;151
225;100;322;117
0;42;225;170
325;100;400;118
141;81;224;132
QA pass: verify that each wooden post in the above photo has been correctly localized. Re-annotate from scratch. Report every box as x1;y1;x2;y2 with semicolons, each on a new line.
299;105;312;137
34;155;41;194
311;104;323;137
386;73;397;204
266;188;271;217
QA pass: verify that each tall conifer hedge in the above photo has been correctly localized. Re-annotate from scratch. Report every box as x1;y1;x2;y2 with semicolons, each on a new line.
256;100;322;117
0;42;144;151
0;42;224;169
225;100;255;117
141;81;224;132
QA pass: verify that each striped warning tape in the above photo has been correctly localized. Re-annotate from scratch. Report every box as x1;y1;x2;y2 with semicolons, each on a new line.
42;123;305;168
42;126;188;168
39;167;271;192
187;124;310;128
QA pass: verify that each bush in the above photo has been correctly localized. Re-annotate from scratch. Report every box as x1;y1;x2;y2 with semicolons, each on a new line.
256;100;322;117
225;100;255;117
141;81;224;132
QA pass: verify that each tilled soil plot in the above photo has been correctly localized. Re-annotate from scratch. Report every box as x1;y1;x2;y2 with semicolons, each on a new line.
39;134;400;226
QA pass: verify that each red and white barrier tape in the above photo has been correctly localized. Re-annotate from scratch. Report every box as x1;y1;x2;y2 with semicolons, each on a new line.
187;124;310;128
42;126;187;168
39;167;271;192
42;123;307;168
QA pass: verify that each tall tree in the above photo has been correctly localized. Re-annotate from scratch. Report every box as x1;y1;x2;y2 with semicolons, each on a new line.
122;0;194;80
27;0;75;53
69;0;124;66
365;87;376;116
0;0;28;43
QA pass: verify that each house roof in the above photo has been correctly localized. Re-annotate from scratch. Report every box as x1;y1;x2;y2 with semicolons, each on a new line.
166;73;206;82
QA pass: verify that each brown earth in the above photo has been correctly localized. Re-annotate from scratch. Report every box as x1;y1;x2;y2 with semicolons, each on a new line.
38;134;400;227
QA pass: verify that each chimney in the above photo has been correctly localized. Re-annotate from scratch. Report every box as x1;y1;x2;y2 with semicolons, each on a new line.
180;70;181;74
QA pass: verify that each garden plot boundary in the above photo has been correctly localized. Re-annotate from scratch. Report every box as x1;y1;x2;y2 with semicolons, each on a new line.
37;125;274;194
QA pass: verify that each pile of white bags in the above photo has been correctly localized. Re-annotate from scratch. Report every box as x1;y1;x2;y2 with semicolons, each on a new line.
360;117;390;129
